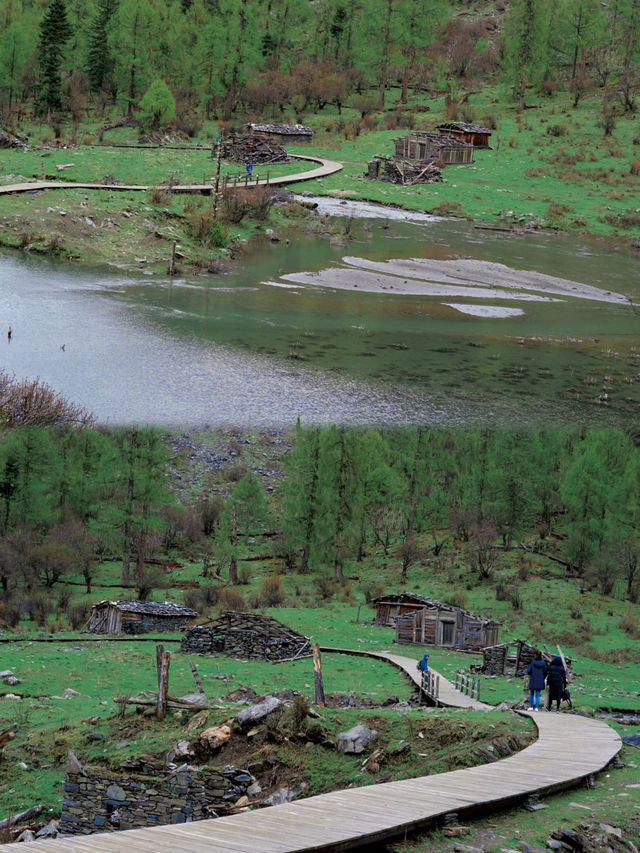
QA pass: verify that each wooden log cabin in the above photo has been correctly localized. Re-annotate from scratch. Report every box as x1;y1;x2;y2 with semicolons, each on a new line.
436;121;493;149
394;132;475;165
88;600;198;635
373;593;499;651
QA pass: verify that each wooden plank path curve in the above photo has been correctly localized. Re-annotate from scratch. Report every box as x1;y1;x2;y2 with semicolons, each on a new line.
5;650;621;853
0;154;342;196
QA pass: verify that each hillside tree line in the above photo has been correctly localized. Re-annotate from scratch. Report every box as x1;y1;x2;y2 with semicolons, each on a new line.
0;0;639;123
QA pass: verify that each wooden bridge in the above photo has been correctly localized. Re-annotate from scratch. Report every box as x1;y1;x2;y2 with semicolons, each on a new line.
5;650;621;852
0;154;342;197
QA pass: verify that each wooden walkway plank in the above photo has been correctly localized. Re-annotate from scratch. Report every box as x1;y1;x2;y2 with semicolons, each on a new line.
4;653;621;853
0;156;343;197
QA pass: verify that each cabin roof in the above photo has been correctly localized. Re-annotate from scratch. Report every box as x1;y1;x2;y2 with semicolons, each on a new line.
436;121;493;135
247;122;313;135
91;600;198;617
395;132;474;150
372;592;500;625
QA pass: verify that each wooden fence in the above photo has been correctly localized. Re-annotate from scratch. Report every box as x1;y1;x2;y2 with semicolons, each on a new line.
455;670;481;701
421;669;440;703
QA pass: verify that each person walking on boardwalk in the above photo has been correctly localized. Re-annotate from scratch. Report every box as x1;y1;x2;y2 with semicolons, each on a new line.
546;655;567;711
417;653;429;673
526;651;547;711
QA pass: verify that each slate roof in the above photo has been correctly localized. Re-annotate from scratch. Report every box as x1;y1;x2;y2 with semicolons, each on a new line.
247;122;313;136
372;593;499;624
436;121;493;134
91;600;198;617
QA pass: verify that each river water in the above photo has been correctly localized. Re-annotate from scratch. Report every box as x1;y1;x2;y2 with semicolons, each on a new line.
1;199;638;427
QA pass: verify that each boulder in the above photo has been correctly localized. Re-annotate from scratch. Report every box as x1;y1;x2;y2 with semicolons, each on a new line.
235;696;281;728
198;725;231;752
336;724;377;754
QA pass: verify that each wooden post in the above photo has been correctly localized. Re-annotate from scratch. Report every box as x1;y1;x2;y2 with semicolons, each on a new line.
156;644;164;682
190;661;207;698
312;642;325;707
169;241;177;276
41;161;45;180
156;649;171;720
212;134;223;219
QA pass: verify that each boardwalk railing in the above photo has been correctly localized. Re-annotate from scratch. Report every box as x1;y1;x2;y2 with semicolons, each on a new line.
455;670;481;701
421;669;440;702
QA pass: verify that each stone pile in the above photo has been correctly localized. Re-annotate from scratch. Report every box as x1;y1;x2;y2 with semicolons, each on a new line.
59;754;260;835
181;611;312;662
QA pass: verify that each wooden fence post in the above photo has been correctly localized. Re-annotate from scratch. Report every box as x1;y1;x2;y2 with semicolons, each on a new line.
313;642;325;707
156;647;171;720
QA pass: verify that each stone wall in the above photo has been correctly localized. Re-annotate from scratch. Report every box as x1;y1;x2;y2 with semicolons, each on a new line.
60;764;258;835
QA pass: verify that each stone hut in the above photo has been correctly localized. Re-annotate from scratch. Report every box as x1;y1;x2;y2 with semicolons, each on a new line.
181;611;312;661
246;122;314;144
393;132;474;165
436;121;493;149
373;593;500;651
88;600;198;635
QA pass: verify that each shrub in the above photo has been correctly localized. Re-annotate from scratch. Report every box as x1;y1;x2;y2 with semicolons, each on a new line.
261;575;285;607
315;574;335;601
187;211;228;247
362;580;386;603
184;586;219;613
510;587;523;610
494;580;509;601
619;607;639;637
630;158;640;176
546;123;568;137
68;603;87;630
148;186;171;205
448;590;467;609
290;694;310;730
217;587;245;611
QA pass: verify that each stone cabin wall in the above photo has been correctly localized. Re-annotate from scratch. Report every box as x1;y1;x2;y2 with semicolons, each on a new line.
60;765;256;834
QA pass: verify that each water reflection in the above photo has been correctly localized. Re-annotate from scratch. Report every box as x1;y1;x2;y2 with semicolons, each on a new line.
1;205;638;427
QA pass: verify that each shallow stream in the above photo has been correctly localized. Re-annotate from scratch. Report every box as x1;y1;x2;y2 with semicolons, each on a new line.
1;198;638;427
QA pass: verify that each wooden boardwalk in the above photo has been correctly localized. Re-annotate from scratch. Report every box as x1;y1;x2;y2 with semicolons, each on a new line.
5;651;621;852
0;154;342;197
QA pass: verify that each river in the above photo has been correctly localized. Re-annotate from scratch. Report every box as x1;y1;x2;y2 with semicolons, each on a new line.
1;198;638;427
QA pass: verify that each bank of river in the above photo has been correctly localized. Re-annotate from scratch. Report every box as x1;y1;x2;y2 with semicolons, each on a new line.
1;199;638;428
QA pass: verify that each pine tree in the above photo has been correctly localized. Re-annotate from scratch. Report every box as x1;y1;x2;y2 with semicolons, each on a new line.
36;0;72;114
86;0;118;94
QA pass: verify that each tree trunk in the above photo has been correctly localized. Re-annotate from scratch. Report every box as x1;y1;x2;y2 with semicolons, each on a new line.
229;504;238;584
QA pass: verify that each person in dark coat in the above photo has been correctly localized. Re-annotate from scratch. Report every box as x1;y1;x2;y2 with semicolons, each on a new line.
546;655;567;711
526;651;548;711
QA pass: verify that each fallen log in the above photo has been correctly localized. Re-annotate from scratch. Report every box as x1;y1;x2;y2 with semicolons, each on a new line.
0;804;45;830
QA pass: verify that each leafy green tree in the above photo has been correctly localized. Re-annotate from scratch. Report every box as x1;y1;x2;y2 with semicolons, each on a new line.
139;78;176;129
36;0;72;114
231;471;267;534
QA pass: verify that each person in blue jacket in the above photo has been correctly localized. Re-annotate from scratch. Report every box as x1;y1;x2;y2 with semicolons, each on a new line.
418;653;429;672
526;650;548;711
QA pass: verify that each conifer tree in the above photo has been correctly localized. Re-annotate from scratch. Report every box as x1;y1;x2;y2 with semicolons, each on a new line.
86;0;118;95
36;0;72;114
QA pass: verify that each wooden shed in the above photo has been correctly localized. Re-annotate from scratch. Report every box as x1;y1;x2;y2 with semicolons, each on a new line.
88;600;198;635
436;121;493;149
180;611;312;662
396;604;500;650
394;132;474;165
375;593;500;650
246;122;314;144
